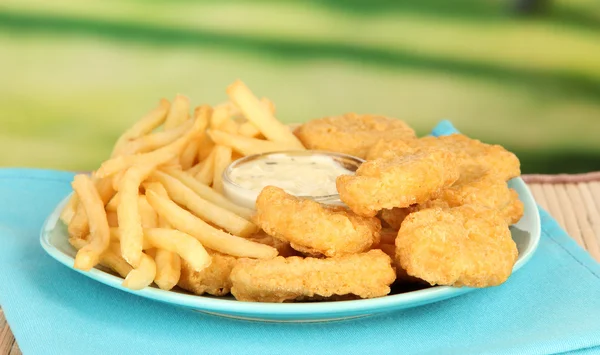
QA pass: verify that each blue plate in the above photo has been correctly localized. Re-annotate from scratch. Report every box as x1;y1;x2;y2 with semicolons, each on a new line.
40;177;540;322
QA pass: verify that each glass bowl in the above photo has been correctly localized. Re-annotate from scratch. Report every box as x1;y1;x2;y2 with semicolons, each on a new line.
222;150;364;210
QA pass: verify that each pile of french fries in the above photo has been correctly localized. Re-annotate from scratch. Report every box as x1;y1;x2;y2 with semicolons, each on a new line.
60;80;305;291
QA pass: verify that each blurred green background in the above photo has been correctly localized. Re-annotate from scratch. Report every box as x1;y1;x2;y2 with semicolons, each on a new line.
1;0;599;173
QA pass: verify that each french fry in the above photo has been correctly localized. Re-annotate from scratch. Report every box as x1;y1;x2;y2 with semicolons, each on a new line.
197;135;214;162
152;171;258;237
71;174;111;271
144;182;172;228
119;119;193;156
208;129;297;156
138;195;158;228
97;107;210;178
111;170;126;191
144;181;169;198
148;248;181;291
146;190;277;259
117;151;177;268
164;94;190;129
106;192;120;212
186;160;204;176
195;149;215;185
109;228;151;250
111;99;170;157
260;97;276;114
237;121;261;138
226;80;304;148
122;252;156;290
144;228;211;272
236;98;273;138
180;139;200;170
212;145;232;194
107;211;119;227
60;194;79;224
161;168;253;219
211;103;239;134
68;176;115;239
69;238;132;278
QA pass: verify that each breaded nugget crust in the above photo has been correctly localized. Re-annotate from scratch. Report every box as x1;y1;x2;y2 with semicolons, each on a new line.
439;175;524;225
247;230;299;257
366;139;416;161
366;134;520;181
230;250;396;302
254;186;381;257
294;113;416;159
395;205;518;288
337;149;460;217
177;251;238;296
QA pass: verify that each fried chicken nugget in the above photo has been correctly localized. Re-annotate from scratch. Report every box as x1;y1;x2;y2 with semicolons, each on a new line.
366;139;415;161
254;186;381;257
177;250;237;296
367;134;520;181
247;230;299;257
230;250;396;302
439;175;524;225
294;113;416;159
337;149;460;217
396;205;518;288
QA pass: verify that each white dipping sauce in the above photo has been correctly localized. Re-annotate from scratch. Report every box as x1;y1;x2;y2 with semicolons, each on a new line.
228;154;354;197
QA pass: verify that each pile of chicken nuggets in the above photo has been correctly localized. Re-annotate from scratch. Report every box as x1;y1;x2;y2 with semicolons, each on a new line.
226;114;523;302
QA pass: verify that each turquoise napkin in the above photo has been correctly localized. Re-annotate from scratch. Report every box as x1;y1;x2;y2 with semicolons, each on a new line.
1;122;600;355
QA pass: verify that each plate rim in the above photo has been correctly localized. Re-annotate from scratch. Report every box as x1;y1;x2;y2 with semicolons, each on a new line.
40;177;541;318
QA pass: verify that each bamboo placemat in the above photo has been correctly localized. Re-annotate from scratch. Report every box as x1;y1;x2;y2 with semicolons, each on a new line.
2;174;600;355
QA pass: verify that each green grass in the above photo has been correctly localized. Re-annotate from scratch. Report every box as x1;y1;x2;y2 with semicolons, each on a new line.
1;0;599;173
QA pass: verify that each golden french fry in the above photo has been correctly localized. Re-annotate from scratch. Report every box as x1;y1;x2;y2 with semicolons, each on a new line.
144;228;211;272
111;99;170;157
186;160;204;176
180;139;200;170
237;121;261;138
195;149;215;185
226;80;304;148
146;190;277;259
119;120;193;156
107;211;119;227
111;170;126;191
212;145;232;194
260;97;276;114
236;98;273;138
71;175;111;271
138;195;158;228
68;176;115;239
152;171;258;237
207;129;297;156
109;228;151;249
60;194;79;224
164;94;190;129
161;168;253;219
97;107;210;178
144;182;172;228
118;151;176;268
150;248;181;291
106;192;120;212
70;238;132;278
144;181;169;198
210;104;239;135
122;252;156;290
197;135;214;162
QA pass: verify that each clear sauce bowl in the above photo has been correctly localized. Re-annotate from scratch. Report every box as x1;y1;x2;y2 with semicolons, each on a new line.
222;150;364;210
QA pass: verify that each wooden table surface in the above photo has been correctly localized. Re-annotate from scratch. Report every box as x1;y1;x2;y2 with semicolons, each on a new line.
2;173;600;355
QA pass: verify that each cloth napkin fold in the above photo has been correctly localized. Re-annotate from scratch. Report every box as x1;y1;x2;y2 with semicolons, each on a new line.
1;122;600;355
